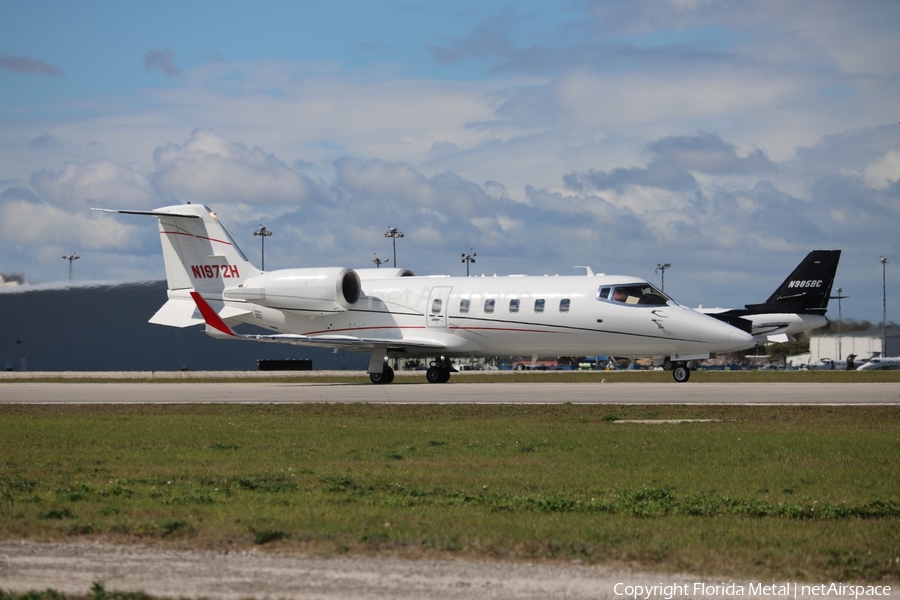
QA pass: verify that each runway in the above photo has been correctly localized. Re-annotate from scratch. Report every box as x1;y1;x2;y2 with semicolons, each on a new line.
1;381;899;404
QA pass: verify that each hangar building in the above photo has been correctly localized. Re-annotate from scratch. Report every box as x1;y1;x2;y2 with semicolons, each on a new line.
0;281;368;372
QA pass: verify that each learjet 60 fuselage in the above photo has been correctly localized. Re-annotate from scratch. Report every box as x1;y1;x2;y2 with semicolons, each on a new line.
96;204;755;383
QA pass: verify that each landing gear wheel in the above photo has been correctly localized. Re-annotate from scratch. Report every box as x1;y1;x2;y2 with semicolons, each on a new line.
426;366;451;384
672;362;690;383
369;365;395;384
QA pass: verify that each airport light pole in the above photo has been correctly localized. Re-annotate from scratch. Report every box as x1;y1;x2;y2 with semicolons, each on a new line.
373;254;389;268
881;256;889;356
461;250;476;277
62;253;79;282
655;262;671;292
832;287;848;360
385;226;404;267
253;225;272;270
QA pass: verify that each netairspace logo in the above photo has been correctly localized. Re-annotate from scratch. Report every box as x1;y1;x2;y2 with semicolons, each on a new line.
613;582;893;599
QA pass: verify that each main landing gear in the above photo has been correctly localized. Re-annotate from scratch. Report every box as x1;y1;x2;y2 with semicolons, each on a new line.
369;357;458;384
369;365;395;384
426;358;457;384
662;359;691;383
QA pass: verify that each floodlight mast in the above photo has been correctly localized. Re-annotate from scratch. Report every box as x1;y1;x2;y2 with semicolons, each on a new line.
655;262;671;292
461;250;476;277
831;287;848;360
253;225;272;270
385;226;404;267
62;253;79;282
881;256;889;356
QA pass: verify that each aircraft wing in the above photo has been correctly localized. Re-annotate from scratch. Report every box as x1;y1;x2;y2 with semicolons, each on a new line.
190;292;446;352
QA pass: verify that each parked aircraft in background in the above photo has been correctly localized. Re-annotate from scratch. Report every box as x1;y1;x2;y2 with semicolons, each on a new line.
857;355;900;371
809;354;860;371
96;204;755;383
697;250;841;344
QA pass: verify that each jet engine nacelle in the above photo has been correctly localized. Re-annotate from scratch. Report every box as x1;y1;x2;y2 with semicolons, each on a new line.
356;267;415;279
223;267;361;314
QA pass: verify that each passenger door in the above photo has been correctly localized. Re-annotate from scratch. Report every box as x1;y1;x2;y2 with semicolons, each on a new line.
426;286;452;329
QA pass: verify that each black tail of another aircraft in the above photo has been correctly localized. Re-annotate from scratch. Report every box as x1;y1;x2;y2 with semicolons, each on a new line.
744;250;841;315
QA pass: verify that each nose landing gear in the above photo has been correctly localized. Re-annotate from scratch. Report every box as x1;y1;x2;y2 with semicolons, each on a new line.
671;362;690;383
662;358;691;383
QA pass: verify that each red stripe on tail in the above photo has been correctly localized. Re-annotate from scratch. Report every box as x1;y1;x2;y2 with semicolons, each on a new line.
189;291;235;336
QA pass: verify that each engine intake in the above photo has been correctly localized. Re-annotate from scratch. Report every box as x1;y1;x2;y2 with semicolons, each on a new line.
224;267;361;314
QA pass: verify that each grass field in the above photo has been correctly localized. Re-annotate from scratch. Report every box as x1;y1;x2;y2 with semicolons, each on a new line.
1;402;899;583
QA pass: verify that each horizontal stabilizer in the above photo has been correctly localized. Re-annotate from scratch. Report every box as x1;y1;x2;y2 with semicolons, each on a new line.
92;208;201;219
764;333;791;344
151;297;250;328
149;299;203;328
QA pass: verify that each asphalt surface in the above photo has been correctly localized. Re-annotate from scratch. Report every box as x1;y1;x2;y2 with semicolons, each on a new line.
1;381;900;404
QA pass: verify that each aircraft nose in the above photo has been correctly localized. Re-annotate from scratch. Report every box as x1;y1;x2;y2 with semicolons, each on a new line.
727;327;756;352
696;310;756;352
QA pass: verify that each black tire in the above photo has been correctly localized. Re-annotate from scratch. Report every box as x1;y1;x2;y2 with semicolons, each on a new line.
426;366;443;383
672;363;690;383
369;366;395;384
426;366;451;383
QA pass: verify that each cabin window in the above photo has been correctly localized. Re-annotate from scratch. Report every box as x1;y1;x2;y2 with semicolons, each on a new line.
432;298;442;313
559;298;570;313
597;287;611;300
534;298;545;313
459;299;470;314
484;298;495;314
509;298;520;313
609;284;669;306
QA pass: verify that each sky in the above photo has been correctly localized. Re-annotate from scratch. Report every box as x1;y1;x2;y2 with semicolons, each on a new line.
1;0;899;324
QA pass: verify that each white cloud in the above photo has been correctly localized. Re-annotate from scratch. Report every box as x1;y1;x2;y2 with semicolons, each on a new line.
863;150;900;191
0;199;139;251
152;129;318;205
2;2;899;318
30;159;154;210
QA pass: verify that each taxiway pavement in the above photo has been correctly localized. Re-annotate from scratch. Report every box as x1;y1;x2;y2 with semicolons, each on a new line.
1;381;899;404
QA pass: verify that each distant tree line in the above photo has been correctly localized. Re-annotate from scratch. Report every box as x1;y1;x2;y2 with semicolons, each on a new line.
818;319;897;334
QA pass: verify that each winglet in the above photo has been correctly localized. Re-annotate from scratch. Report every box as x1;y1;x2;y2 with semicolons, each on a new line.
190;291;235;336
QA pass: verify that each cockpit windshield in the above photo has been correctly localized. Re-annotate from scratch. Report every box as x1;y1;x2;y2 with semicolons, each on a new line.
598;284;672;306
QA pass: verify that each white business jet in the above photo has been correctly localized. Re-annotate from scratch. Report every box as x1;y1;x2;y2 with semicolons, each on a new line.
95;204;755;383
857;355;900;371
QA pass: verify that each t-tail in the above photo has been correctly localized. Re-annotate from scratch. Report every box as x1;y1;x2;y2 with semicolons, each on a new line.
700;249;842;344
744;249;841;316
93;203;262;326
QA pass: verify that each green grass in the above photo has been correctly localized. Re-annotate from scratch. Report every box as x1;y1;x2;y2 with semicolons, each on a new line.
1;404;899;582
0;580;159;599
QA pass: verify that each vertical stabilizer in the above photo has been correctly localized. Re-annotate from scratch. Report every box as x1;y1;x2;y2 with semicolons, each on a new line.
94;204;261;293
744;250;841;315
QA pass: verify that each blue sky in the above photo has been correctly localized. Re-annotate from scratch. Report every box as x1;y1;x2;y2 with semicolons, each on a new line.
1;0;899;325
